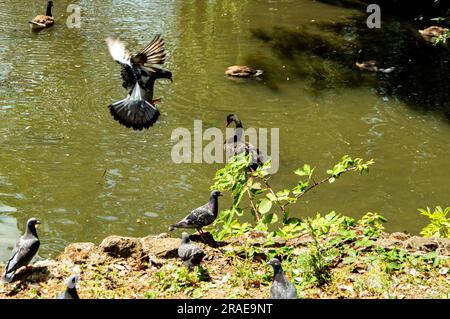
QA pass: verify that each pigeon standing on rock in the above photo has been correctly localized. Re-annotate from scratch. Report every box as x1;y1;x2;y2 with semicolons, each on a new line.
169;190;222;234
2;218;41;283
178;232;205;271
266;258;297;299
56;274;80;299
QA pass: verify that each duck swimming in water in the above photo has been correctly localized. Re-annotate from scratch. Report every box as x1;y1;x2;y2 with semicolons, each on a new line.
29;1;54;30
225;65;264;78
419;26;449;43
355;49;395;74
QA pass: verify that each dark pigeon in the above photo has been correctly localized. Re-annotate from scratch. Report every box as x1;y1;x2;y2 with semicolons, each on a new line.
2;218;41;283
178;232;205;271
56;274;80;299
169;190;222;234
266;258;297;299
105;34;172;130
224;114;265;170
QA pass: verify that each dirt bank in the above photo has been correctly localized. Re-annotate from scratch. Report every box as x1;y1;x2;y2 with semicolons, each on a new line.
0;230;449;299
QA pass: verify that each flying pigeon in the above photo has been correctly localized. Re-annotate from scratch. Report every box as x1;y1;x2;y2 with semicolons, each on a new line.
56;274;80;299
2;218;41;283
178;232;205;271
169;190;222;234
105;34;173;130
266;258;297;299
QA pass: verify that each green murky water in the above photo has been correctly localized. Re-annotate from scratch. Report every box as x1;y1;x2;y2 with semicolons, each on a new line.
1;0;449;262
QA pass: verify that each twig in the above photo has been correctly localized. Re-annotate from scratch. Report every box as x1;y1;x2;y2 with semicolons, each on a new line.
246;189;261;222
280;167;357;211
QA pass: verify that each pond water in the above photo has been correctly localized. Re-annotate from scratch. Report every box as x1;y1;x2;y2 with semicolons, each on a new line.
1;0;449;262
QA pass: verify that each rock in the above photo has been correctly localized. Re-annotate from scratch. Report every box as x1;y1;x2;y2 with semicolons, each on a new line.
34;259;58;269
100;236;144;259
404;236;450;255
245;230;267;239
10;260;55;283
57;242;98;264
140;236;179;258
375;238;401;250
264;236;287;247
374;232;411;250
438;267;449;275
389;232;410;241
236;231;287;248
287;236;314;247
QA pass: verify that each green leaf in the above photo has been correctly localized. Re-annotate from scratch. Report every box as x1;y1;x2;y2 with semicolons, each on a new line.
250;182;262;190
294;168;308;176
266;193;277;202
258;198;273;215
276;189;290;200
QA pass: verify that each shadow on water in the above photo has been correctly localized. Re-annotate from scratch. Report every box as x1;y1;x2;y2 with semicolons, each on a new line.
318;0;449;24
248;12;450;120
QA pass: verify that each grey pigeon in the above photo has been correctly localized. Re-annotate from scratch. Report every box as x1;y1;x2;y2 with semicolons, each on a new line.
178;232;205;271
105;34;172;130
56;274;80;299
2;218;41;283
169;190;222;234
266;258;297;299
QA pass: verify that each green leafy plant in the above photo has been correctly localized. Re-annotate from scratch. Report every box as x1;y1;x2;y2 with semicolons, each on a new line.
419;206;450;238
357;212;387;237
153;264;208;295
299;220;334;286
211;154;374;240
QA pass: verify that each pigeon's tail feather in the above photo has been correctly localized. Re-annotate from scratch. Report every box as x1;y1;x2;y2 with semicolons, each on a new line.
1;272;14;283
169;220;196;231
109;94;159;130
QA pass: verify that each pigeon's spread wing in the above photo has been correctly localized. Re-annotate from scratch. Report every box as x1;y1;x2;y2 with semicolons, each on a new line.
133;34;167;66
106;37;131;66
5;236;40;274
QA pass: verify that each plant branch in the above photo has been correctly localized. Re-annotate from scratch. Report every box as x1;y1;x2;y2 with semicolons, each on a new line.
281;167;358;211
261;179;287;215
246;189;261;222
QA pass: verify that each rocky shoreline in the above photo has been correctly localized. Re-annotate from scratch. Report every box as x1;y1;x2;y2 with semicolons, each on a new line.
0;230;449;299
